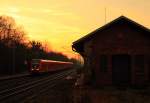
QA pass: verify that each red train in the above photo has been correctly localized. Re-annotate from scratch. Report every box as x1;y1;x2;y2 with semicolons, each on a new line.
30;59;73;74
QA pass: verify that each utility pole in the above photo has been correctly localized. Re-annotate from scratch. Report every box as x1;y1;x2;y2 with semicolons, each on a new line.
12;29;15;75
105;7;107;24
12;43;15;75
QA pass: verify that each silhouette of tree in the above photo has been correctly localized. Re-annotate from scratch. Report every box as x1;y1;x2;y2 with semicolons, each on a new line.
0;15;27;74
30;41;43;51
0;15;26;47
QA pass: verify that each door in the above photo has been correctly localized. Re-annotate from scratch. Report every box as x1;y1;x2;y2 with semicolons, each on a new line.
112;55;131;85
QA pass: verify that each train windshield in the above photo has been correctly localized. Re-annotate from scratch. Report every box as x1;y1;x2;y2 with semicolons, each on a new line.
31;59;40;68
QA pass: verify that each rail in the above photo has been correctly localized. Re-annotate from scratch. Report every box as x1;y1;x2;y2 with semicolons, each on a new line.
0;69;75;102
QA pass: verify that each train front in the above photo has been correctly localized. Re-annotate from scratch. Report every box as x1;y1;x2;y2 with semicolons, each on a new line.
30;59;41;74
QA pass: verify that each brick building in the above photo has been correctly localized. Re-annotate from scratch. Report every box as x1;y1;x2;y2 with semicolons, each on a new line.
72;16;150;86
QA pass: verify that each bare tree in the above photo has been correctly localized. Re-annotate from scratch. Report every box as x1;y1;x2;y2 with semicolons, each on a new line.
0;15;27;47
30;41;43;51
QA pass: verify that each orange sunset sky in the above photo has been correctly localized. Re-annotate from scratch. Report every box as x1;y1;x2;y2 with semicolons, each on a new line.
0;0;150;58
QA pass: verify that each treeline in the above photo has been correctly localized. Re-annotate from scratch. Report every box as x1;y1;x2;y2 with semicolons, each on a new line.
0;16;80;75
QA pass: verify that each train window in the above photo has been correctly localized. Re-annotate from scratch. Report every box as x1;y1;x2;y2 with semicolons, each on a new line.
134;55;145;73
100;55;108;72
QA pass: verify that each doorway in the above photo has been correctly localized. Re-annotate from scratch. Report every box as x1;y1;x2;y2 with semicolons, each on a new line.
112;55;131;85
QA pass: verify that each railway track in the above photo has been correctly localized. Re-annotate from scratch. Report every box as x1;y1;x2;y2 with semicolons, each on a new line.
0;72;54;92
0;73;29;81
0;69;75;103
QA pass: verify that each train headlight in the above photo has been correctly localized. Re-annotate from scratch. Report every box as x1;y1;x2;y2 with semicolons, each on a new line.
31;68;34;71
36;68;39;71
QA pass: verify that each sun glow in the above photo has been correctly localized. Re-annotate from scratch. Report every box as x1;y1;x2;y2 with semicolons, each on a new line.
0;0;150;59
8;7;20;13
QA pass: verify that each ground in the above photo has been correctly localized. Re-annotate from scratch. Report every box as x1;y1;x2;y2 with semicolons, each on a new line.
73;86;150;103
27;76;76;103
26;75;150;103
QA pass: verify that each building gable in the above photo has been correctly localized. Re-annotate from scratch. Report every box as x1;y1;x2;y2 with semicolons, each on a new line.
72;16;150;53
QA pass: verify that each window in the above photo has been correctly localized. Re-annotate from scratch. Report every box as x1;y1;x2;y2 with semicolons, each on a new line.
134;55;145;73
100;55;108;72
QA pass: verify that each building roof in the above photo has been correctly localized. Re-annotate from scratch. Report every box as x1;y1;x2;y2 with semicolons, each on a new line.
72;16;150;52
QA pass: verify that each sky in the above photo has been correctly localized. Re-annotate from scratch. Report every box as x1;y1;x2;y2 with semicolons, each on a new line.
0;0;150;59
